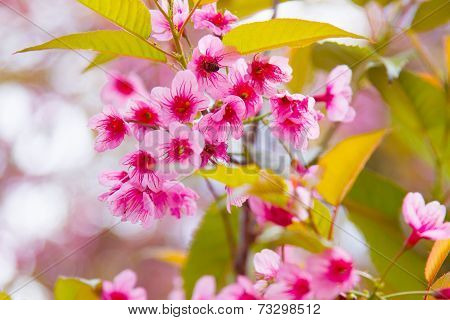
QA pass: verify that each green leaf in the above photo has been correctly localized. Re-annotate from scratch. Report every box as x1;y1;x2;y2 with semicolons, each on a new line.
54;277;101;300
17;30;166;62
351;0;394;5
287;47;314;92
256;222;329;253
198;164;259;188
218;0;286;18
83;52;117;72
78;0;151;38
223;19;366;54
312;42;373;72
311;199;332;238
316;129;388;206
182;202;238;298
412;0;450;32
371;51;413;81
0;291;11;300
344;170;426;293
247;170;289;207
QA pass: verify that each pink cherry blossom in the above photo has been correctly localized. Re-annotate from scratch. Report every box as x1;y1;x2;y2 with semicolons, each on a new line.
151;70;209;124
145;123;204;175
124;99;162;141
226;186;249;213
434;288;450;300
161;180;199;219
314;65;355;122
402;192;450;247
217;276;260;300
198;95;246;141
265;264;313;300
98;170;129;202
192;3;238;36
88;105;129;152
200;136;230;167
307;248;359;299
254;249;281;281
218;59;263;118
121;150;175;191
293;162;322;189
248;196;295;227
192;276;216;300
102;269;147;300
248;55;292;95
270;92;320;150
101;73;147;109
150;0;189;41
188;35;239;91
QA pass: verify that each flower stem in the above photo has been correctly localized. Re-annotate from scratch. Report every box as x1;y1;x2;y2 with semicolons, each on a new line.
243;112;272;124
179;0;201;36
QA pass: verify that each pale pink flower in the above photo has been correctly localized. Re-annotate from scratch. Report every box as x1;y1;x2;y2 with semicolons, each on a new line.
265;264;313;300
200;136;230;167
307;248;359;299
198;95;246;141
168;277;185;300
218;59;263;118
248;196;295;227
293;163;322;189
150;0;189;41
124;99;162;141
151;70;209;124
88;105;129;152
188;35;239;91
145;123;204;175
314;65;355;122
217;276;260;300
254;249;281;281
295;186;312;221
161;180;199;219
102;269;147;300
402;192;450;247
270;92;320;150
226;186;249;213
248;55;292;95
98;170;129;201
101;73;147;109
192;3;238;36
121;150;174;191
192;276;216;300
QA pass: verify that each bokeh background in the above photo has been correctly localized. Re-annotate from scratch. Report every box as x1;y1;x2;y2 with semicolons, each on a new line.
0;0;448;299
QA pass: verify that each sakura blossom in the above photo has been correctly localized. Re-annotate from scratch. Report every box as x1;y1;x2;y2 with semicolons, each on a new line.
192;3;238;36
200;136;230;167
307;248;359;299
124;99;162;141
188;35;239;91
101;73;147;109
191;276;216;300
266;264;313;300
150;0;189;41
314;65;355;123
217;276;261;300
402;192;450;247
248;196;295;227
151;70;209;124
88;105;129;152
102;269;147;300
248;54;292;95
254;249;281;281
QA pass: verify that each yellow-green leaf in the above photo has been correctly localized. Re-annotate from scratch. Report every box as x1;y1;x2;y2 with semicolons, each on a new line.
78;0;151;38
425;239;450;284
317;129;387;205
17;30;166;62
311;199;332;238
83;52;117;72
0;291;11;300
412;0;450;32
223;19;366;54
247;170;289;207
198;164;259;188
142;247;186;267
426;272;450;300
288;47;313;92
54;277;100;300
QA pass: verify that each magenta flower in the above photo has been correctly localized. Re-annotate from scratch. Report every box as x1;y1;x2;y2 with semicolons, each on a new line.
198;95;246;141
161;180;199;219
88;105;129;152
150;0;189;41
402;192;449;247
101;73;147;109
192;3;238;36
191;276;216;300
254;249;281;281
145;123;204;175
217;276;260;300
314;65;355;122
124;99;162;141
151;70;209;124
121;150;174;191
434;288;450;300
200;139;229;167
218;59;263;118
265;264;313;300
102;269;147;300
270;92;320;150
188;35;239;91
248;196;295;227
307;248;359;299
98;170;129;202
248;54;292;95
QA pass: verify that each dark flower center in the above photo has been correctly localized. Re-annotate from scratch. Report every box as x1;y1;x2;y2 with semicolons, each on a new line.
109;291;129;300
327;258;352;282
201;56;221;73
114;78;134;95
